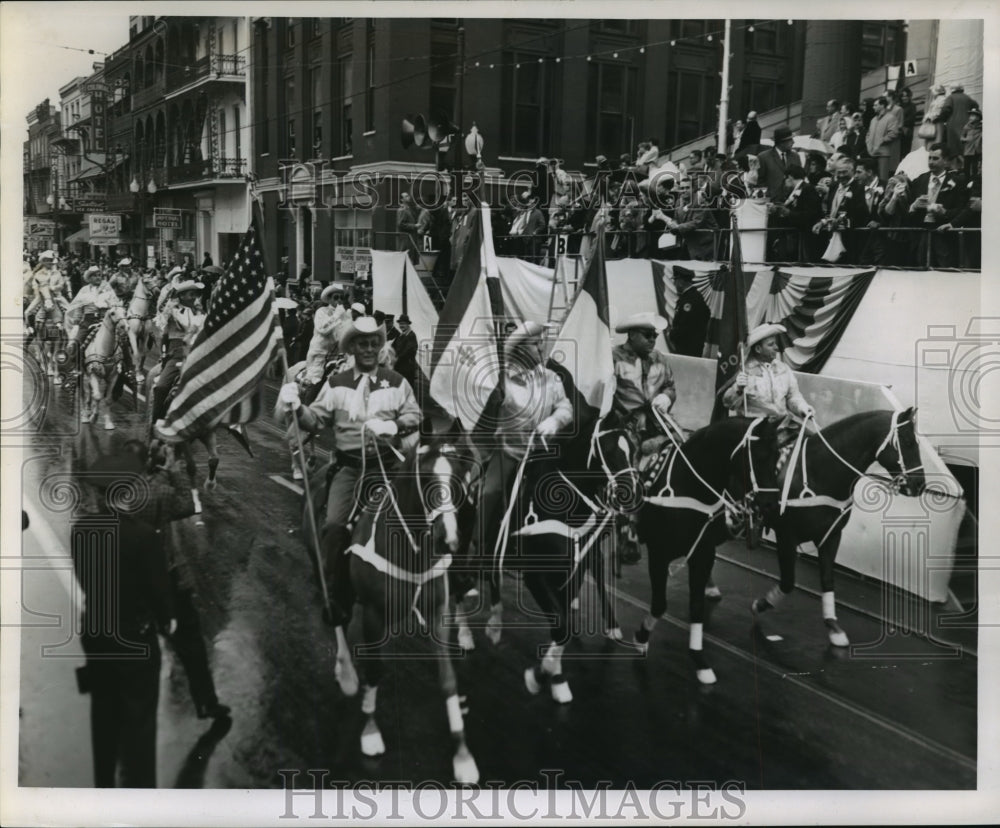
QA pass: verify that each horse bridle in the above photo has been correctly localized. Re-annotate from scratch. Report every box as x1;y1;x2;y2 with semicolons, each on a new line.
587;416;642;513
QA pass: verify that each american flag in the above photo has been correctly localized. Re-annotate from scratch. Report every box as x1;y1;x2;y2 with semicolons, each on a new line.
155;213;282;442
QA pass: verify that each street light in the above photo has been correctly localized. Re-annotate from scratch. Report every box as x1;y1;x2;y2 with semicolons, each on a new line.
130;175;156;265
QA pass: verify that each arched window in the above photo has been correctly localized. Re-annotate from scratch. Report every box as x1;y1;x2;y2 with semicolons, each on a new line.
144;44;155;87
155;110;166;168
135;56;144;90
155;38;165;82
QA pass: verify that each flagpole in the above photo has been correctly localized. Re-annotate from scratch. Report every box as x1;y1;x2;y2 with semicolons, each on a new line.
718;19;732;156
249;189;331;615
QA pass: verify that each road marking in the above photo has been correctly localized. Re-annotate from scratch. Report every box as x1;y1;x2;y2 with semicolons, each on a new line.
606;581;977;773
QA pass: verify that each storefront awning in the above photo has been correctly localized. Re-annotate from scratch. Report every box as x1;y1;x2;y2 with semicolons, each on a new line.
64;227;90;244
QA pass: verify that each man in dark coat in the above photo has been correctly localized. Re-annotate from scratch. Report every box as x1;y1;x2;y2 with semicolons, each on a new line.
72;448;176;787
392;314;419;388
939;85;979;157
812;156;871;264
756;126;796;201
735;110;761;154
767;163;824;262
905;143;969;268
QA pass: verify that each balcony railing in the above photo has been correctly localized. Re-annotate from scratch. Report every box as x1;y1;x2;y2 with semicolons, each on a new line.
166;53;246;92
168;156;247;185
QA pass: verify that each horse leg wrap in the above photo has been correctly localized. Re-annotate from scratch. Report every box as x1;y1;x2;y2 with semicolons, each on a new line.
550;676;573;704
689;622;704;651
446;694;464;735
821;591;837;620
361;685;378;716
541;642;563;677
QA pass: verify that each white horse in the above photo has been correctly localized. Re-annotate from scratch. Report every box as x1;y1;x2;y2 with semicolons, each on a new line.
79;306;127;431
126;273;162;384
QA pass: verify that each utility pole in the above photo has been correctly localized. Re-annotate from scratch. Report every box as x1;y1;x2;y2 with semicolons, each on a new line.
454;26;465;174
718;19;732;156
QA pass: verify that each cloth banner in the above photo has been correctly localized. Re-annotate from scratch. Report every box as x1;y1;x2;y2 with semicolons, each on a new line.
495;258;557;326
370;249;439;375
733;199;769;264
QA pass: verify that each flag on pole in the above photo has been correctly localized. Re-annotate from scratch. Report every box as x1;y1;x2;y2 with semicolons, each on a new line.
155;212;282;442
547;225;614;420
428;206;501;430
711;215;750;422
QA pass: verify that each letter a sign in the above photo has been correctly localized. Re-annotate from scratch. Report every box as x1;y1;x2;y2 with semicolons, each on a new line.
904;60;918;77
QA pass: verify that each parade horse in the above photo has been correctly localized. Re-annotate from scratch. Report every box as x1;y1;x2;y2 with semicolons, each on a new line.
126;272;163;384
76;306;128;431
750;407;926;647
31;301;67;388
469;413;640;704
634;415;781;684
330;436;482;783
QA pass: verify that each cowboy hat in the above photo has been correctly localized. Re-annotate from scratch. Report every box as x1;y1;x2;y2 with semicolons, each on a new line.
340;316;386;353
320;284;343;303
173;278;204;293
350;302;366;315
615;312;668;334
117;257;133;267
746;322;787;350
201;265;224;276
85;265;101;276
166;265;184;280
39;250;57;262
503;320;546;354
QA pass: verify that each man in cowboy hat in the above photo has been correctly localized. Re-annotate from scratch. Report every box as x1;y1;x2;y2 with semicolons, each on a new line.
66;265;120;357
276;316;421;631
723;323;814;456
472;320;573;564
611;312;678;563
151;276;206;428
155;266;187;314
302;284;349;385
24;249;71;329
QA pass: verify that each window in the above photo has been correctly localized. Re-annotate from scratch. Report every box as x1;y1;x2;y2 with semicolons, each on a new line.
744;21;780;54
219;108;227;158
672;20;705;40
287;119;296;159
284;75;296;157
365;20;376;132
310;66;323;155
259;32;270;153
586;61;637;158
664;69;719;146
233;105;241;159
861;22;902;71
429;37;457;123
594;20;637;35
340;56;353;154
741;77;785;118
500;52;553;156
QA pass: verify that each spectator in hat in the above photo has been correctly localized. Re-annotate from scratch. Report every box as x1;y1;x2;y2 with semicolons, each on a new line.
396;193;421;264
392;313;418;388
72;447;176;787
202;251;213;268
923;84;948;146
816;100;841;144
940;85;979;158
812;156;871;264
767;163;824;262
756;126;796;201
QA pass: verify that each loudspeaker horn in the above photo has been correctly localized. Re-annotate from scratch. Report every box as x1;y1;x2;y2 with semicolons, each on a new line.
401;114;429;149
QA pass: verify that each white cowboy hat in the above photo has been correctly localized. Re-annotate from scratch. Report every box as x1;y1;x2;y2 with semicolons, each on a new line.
85;265;101;276
166;266;184;280
173;278;204;293
320;284;343;303
340;316;386;353
117;257;133;267
350;302;366;315
746;322;787;350
615;312;668;334
504;320;546;354
39;250;57;262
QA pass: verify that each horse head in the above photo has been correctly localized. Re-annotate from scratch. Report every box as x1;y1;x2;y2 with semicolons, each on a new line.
728;416;782;516
875;407;925;497
415;436;480;556
588;411;642;514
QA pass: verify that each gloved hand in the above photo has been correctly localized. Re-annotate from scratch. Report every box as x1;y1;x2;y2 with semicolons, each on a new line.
536;416;560;438
278;382;301;411
652;393;674;414
735;371;749;389
800;405;815;419
365;418;398;438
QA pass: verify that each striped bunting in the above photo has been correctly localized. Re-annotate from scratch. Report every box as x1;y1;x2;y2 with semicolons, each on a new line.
155;215;282;442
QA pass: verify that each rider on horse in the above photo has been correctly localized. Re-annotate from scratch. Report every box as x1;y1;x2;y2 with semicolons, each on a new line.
723;322;816;469
65;266;119;356
611;312;679;563
276;316;422;626
108;257;137;303
150;277;206;431
303;285;350;384
473;320;575;565
24;250;70;330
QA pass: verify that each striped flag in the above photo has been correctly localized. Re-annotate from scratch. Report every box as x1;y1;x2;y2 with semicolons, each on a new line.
428;206;501;430
711;215;750;421
547;226;614;420
155;212;282;442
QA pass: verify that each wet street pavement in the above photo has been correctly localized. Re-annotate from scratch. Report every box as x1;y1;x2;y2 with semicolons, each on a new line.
14;365;978;791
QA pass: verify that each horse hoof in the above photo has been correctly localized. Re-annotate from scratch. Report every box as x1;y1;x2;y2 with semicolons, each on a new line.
524;667;542;695
550;677;573;704
457;627;475;651
604;626;624;641
631;635;649;655
453;750;480;785
292;467;304;481
335;659;359;697
696;668;718;685
705;584;723;600
825;620;850;648
361;725;385;757
751;598;771;617
205;479;217;492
